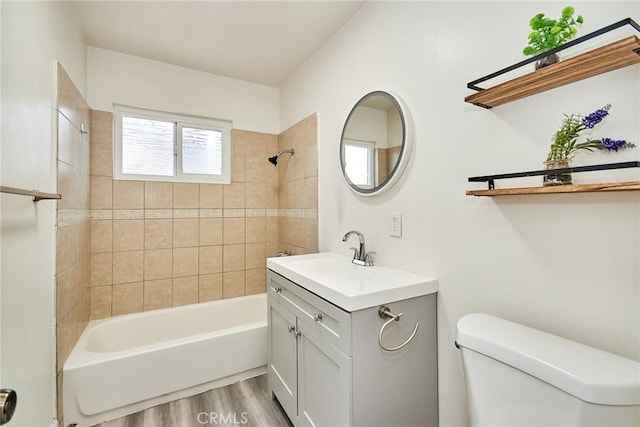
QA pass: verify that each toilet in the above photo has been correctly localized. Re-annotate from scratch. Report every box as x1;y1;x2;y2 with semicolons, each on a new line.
456;313;640;426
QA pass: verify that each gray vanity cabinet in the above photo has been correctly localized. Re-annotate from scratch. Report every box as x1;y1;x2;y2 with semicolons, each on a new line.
267;301;298;418
268;271;352;427
268;269;438;427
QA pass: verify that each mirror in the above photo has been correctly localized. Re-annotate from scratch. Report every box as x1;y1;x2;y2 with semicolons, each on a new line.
340;91;413;196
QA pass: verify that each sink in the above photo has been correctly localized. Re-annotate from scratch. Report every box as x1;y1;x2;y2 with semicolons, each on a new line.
266;252;438;311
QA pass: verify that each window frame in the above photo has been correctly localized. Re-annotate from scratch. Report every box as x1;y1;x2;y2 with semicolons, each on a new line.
343;138;376;189
113;104;232;184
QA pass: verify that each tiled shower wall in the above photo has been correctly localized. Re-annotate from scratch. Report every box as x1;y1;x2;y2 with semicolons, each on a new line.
55;64;91;422
277;114;318;254
88;112;318;320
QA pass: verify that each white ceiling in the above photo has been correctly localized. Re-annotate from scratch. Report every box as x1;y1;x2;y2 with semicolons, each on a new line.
71;1;365;87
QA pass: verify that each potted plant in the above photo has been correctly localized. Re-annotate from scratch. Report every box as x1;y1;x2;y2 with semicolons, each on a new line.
543;104;635;186
523;6;584;69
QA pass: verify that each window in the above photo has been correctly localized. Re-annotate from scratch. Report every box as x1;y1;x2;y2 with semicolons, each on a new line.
343;139;375;188
114;105;232;183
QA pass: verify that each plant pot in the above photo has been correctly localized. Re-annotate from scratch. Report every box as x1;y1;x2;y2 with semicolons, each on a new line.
535;53;560;70
543;159;572;186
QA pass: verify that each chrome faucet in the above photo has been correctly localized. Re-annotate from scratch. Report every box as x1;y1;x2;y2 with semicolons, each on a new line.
342;231;375;266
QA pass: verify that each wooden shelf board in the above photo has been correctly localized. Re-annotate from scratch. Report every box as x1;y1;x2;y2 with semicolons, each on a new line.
466;181;640;196
465;36;640;108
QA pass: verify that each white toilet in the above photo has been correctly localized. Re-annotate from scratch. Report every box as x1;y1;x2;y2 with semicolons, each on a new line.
456;313;640;426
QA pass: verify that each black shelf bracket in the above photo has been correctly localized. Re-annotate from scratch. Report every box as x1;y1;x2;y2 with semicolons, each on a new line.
467;18;640;93
469;161;640;190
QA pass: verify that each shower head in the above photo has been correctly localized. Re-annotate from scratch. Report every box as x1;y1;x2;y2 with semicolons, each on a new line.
267;148;294;166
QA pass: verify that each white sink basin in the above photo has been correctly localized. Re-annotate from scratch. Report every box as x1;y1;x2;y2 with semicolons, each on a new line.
266;252;438;311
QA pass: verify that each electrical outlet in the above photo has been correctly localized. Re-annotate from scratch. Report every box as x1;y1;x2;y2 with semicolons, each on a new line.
390;212;402;237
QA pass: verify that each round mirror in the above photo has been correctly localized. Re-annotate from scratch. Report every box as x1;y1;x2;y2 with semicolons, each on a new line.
340;91;413;196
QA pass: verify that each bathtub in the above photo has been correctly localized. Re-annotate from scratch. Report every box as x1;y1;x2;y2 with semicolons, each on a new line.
63;293;267;427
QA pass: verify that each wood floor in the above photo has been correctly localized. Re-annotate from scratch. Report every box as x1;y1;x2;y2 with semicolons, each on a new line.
94;374;293;427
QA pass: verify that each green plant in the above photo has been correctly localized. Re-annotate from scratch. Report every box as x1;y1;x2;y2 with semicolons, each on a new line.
546;104;634;162
523;6;584;56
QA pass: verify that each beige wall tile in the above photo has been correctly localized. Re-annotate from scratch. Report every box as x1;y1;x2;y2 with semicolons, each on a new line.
144;279;172;311
199;273;222;302
303;177;318;209
113;180;144;209
91;146;113;177
231;155;246;183
145;182;173;209
246;268;266;295
173;218;199;248
112;282;143;316
173;276;198;306
199;218;223;246
58;113;71;166
199;245;223;275
173;183;199;208
246;242;266;269
90;286;112;319
245;182;265;209
56;269;72;320
223;218;245;244
113;250;143;284
145;219;173;249
91;220;112;253
223;244;245;272
90;252;112;286
57;225;71;273
112;220;144;252
266;217;278;242
265;183;278;209
246;217;266;243
199;184;222;208
56;313;75;372
90;110;113;151
223;271;245;298
91;176;112;209
173;247;198;277
144;248;173;280
245;156;266;183
266;242;279;259
231;130;250;156
223;183;245;208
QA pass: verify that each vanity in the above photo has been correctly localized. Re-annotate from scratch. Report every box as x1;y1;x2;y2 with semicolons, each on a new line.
267;252;438;427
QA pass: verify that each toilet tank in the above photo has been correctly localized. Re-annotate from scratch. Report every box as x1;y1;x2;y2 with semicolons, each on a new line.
456;313;640;427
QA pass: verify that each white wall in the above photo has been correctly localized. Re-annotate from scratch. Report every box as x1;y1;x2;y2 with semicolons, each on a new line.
1;2;86;426
87;47;280;134
280;2;640;426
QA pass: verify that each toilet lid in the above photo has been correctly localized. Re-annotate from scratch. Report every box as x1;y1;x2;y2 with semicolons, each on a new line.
456;313;640;406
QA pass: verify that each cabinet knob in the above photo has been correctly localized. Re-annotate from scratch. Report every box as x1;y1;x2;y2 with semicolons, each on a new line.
288;325;295;333
295;330;302;337
273;287;282;294
313;313;323;322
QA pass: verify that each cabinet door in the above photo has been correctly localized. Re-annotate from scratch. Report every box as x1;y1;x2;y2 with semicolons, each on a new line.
268;301;298;420
297;326;352;427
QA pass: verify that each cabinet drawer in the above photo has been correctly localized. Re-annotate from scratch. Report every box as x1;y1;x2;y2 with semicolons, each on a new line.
268;270;352;356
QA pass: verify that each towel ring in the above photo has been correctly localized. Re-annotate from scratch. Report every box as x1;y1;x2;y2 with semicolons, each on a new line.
377;305;419;352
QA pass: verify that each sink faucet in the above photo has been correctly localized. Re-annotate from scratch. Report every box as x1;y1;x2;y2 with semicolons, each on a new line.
342;231;375;266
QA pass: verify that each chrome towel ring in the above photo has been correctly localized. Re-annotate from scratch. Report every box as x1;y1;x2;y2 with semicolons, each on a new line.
378;305;420;352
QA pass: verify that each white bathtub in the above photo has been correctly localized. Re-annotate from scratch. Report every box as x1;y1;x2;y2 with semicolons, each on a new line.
63;293;267;427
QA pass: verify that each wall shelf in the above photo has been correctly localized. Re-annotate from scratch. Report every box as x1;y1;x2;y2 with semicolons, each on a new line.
465;18;640;109
467;161;640;197
467;181;640;197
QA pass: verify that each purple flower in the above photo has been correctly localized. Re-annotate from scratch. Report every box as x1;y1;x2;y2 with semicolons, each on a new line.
582;104;611;129
600;138;635;151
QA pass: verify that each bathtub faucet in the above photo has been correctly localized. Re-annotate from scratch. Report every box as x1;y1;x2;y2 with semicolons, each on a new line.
342;231;374;266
